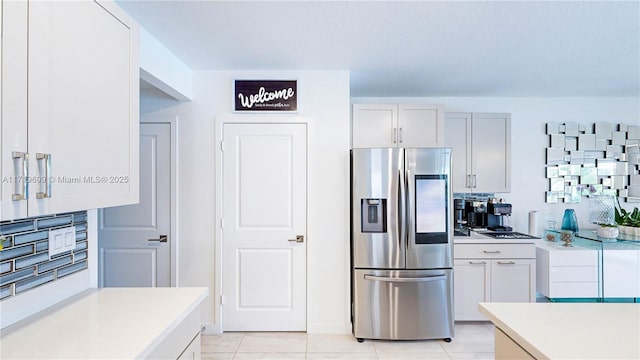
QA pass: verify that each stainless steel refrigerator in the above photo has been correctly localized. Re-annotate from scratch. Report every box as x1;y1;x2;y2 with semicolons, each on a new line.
351;148;454;342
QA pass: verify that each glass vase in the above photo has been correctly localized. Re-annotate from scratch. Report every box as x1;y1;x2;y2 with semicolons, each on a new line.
561;209;579;232
589;195;615;225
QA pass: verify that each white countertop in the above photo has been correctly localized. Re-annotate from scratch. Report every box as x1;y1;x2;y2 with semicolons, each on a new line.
0;287;208;359
479;302;640;360
534;238;599;251
454;231;537;244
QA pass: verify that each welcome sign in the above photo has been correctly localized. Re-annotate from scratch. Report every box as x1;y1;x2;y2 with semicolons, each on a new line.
235;80;297;112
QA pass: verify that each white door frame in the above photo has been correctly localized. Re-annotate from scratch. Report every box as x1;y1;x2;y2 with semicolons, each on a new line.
214;115;311;334
140;116;179;287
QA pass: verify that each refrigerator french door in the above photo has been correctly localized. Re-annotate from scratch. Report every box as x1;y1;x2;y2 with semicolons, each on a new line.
351;148;454;341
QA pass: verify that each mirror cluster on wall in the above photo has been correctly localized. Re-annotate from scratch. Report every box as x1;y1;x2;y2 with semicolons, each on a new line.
545;122;640;203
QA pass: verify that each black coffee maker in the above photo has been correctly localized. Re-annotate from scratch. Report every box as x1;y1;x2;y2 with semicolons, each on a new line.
465;200;487;228
487;202;513;231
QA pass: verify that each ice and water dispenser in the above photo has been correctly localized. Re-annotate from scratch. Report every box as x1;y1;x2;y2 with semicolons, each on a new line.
361;198;386;233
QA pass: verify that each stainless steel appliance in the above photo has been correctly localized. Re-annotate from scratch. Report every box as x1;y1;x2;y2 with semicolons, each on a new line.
465;199;487;228
487;202;513;231
351;148;454;342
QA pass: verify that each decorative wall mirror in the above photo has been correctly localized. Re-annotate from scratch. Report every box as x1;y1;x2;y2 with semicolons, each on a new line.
545;122;640;203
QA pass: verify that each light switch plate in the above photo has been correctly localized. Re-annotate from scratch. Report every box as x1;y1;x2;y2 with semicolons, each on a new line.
48;226;76;258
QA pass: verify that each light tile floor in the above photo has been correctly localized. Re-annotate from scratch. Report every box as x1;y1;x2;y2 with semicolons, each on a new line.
201;323;495;360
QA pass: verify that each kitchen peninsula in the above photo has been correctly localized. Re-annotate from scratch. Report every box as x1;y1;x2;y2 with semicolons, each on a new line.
479;302;640;359
0;287;208;359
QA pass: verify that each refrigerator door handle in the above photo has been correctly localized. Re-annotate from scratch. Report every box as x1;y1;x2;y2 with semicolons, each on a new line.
398;168;406;253
364;274;446;283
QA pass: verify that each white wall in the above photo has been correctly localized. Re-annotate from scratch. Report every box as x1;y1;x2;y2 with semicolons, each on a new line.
139;27;193;101
353;97;640;235
142;71;352;333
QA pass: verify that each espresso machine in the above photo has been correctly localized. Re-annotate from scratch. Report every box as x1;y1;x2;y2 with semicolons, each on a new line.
487;202;513;231
465;199;487;229
453;199;469;236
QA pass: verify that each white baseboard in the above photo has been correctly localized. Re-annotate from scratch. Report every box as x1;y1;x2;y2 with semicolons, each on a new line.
201;322;352;335
307;322;352;334
201;323;221;334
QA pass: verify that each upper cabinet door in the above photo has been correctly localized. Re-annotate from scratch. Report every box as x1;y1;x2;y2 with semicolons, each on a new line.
471;113;511;193
352;104;398;148
398;104;444;148
352;104;445;148
27;1;139;216
444;112;510;194
444;112;472;193
1;0;29;221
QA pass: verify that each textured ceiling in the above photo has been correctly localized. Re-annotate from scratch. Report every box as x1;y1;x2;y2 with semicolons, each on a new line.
118;1;640;97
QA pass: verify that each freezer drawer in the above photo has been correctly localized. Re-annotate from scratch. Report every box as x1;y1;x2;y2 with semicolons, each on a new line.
353;269;454;341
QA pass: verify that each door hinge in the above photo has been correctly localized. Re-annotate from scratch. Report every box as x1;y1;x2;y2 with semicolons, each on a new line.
220;218;224;229
220;141;224;151
220;294;224;305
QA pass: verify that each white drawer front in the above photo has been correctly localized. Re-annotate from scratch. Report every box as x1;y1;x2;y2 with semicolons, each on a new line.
549;266;598;282
455;244;535;259
549;282;599;298
549;250;598;266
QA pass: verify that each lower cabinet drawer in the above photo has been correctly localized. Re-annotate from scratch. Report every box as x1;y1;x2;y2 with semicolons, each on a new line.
549;250;598;266
455;244;535;259
549;282;599;298
549;266;598;282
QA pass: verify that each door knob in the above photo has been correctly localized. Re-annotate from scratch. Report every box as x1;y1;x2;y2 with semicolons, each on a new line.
288;235;304;243
148;235;168;243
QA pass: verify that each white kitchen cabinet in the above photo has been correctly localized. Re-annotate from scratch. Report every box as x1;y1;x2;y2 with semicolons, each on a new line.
491;259;535;303
444;112;511;193
536;240;640;299
1;0;139;220
0;0;4;221
602;249;640;298
178;334;202;360
454;259;489;321
535;243;599;299
454;242;536;321
352;104;444;148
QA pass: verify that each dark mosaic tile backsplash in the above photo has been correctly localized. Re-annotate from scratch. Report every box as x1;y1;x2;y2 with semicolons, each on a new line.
0;212;88;301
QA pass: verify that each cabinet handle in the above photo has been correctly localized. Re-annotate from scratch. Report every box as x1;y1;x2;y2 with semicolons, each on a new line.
393;127;397;144
483;250;502;254
473;174;477;188
12;151;28;201
497;261;516;265
399;127;403;144
36;153;52;199
466;174;472;188
468;261;487;265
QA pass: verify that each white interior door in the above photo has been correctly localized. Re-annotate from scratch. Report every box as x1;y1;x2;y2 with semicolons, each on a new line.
222;123;307;331
98;123;171;287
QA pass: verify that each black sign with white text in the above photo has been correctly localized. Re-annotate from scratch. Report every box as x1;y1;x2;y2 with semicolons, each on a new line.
235;80;297;112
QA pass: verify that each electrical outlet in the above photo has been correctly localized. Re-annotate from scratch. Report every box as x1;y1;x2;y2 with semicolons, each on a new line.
48;226;76;258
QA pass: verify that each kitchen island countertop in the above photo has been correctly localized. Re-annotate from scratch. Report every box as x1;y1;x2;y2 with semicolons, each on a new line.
0;287;208;359
479;302;640;359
